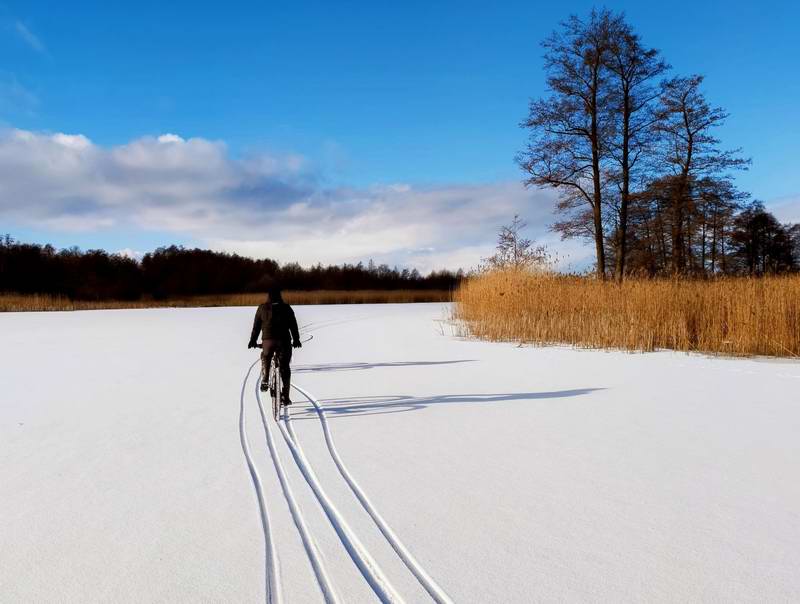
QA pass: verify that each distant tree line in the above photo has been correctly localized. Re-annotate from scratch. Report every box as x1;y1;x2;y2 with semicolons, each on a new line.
0;237;462;300
518;8;799;279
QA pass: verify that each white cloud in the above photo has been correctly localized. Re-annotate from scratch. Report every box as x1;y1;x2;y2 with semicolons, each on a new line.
52;133;91;150
156;133;184;144
116;248;145;261
0;127;592;271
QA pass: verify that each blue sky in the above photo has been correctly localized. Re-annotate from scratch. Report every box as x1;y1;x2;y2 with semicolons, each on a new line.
1;1;799;269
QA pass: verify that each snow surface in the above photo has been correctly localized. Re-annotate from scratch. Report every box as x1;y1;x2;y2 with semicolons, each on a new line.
2;303;799;602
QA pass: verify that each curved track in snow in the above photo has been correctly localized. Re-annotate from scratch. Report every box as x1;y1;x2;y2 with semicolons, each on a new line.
253;380;341;604
291;384;454;604
241;308;450;602
275;405;405;603
238;360;282;604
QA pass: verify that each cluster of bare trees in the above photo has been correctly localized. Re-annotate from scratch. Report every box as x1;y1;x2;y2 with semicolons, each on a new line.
518;9;798;280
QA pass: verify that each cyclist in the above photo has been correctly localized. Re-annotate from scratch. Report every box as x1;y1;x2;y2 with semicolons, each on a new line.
248;287;302;404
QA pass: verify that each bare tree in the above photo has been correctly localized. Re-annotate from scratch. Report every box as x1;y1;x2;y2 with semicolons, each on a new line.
655;75;749;274
731;202;798;274
623;175;748;276
691;177;747;274
483;215;549;271
518;9;617;279
518;10;759;279
604;19;669;281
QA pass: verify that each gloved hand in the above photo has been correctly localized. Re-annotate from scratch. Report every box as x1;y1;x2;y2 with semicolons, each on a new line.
293;340;302;349
248;340;258;349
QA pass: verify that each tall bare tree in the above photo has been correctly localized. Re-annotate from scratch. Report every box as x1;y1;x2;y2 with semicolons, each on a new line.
655;75;749;274
604;20;669;281
518;9;617;279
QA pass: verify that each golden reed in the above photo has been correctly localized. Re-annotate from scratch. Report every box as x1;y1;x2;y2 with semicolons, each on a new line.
454;270;800;357
0;289;451;312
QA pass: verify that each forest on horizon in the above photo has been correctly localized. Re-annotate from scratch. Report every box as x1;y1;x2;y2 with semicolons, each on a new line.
0;236;462;301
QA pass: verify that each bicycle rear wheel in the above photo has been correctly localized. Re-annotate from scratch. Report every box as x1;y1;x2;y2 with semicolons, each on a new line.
271;358;282;421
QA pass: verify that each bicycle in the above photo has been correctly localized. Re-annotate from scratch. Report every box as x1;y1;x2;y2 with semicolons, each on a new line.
257;335;312;421
259;344;283;421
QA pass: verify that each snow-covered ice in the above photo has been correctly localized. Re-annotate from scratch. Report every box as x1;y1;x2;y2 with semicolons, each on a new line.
2;303;799;602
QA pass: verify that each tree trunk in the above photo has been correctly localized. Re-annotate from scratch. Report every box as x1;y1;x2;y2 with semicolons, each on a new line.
658;215;669;271
671;143;693;275
720;231;727;274
710;212;718;274
614;89;631;283
590;66;606;280
700;219;707;272
671;181;686;274
686;210;695;274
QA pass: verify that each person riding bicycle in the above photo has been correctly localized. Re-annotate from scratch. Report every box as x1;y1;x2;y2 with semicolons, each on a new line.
248;287;301;404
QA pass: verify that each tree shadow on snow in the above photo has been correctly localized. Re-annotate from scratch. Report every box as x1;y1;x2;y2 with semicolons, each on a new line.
295;359;477;373
291;388;605;419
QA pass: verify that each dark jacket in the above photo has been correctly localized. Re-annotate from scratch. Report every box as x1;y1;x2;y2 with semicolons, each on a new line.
250;301;300;345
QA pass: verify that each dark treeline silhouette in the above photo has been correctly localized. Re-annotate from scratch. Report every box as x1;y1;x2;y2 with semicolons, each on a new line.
625;198;800;277
0;236;462;300
518;8;798;280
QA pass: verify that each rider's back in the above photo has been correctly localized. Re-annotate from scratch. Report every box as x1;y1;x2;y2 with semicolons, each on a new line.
254;302;297;342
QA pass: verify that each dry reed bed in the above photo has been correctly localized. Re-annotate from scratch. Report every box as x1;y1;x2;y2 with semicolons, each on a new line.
0;289;451;312
454;270;800;357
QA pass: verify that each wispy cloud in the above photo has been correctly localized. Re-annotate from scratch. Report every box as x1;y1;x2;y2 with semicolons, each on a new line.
0;127;593;271
14;20;47;55
0;73;39;115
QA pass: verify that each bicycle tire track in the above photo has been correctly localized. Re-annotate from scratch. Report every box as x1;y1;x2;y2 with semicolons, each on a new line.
239;360;282;604
302;314;380;336
291;385;454;604
273;403;405;603
254;380;341;604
